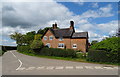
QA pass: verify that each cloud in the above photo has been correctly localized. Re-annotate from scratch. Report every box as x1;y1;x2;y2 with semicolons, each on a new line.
92;2;98;8
1;2;117;45
0;39;8;42
97;20;118;34
2;2;74;28
81;4;113;18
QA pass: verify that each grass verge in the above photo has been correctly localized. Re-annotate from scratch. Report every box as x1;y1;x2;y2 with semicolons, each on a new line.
17;51;120;66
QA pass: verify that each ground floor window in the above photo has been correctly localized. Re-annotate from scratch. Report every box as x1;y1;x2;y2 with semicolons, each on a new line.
58;43;64;48
72;44;77;48
46;43;51;48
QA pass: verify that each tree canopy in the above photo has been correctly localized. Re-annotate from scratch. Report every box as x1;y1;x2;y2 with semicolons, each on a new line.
90;37;119;52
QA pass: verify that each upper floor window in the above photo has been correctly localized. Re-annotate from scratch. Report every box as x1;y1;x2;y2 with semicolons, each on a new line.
58;43;64;48
73;44;77;48
59;38;63;41
43;36;47;40
49;36;53;40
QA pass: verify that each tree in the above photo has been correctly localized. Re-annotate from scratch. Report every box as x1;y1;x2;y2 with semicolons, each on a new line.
24;31;36;45
91;40;98;45
34;34;42;40
10;32;23;45
30;40;43;49
10;31;36;46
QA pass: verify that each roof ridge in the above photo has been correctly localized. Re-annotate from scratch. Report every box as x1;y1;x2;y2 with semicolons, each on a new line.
74;32;88;33
54;28;70;30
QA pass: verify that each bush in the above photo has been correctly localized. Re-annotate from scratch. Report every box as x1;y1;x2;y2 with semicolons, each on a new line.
90;37;119;52
88;37;119;63
87;49;118;63
76;52;87;59
17;45;32;53
40;47;76;58
0;46;7;55
30;40;43;49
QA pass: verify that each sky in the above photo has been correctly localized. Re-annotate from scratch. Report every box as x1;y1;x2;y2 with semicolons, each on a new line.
0;0;119;46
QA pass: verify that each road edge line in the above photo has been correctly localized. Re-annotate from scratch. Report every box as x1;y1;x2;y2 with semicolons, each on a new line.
10;51;23;71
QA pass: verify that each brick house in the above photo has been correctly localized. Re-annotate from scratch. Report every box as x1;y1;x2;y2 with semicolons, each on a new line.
41;21;89;53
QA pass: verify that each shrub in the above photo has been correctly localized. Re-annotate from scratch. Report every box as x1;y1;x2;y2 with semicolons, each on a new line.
90;37;119;52
17;45;32;53
76;52;87;59
87;49;118;63
40;47;76;58
30;40;43;49
0;46;7;55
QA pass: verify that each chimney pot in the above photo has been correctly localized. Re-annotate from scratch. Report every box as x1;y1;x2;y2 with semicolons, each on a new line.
70;21;74;29
52;23;57;29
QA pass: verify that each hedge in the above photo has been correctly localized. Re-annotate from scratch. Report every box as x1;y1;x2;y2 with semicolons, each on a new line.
17;46;77;58
39;47;77;58
0;46;7;56
17;45;32;53
87;49;118;63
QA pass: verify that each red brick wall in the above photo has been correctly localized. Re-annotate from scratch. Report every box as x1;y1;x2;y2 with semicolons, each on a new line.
42;30;88;52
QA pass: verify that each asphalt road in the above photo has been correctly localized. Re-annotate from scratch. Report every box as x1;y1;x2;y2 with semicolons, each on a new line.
2;50;119;75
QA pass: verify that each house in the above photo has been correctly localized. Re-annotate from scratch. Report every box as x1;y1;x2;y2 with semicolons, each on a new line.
41;21;89;53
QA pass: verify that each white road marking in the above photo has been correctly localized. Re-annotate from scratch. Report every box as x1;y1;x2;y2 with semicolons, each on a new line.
76;66;83;69
26;67;36;70
10;51;17;58
10;51;23;71
17;67;26;70
114;67;118;69
103;67;114;70
16;59;23;70
46;66;54;70
55;66;64;70
37;66;45;70
66;66;74;69
95;66;103;69
85;66;94;69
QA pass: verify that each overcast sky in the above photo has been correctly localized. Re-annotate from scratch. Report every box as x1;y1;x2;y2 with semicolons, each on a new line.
1;0;119;46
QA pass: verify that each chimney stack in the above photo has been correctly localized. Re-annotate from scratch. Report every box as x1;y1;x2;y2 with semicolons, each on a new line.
70;21;74;29
52;22;57;29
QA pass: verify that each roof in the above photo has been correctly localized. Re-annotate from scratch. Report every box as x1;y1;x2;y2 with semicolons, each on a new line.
42;28;88;39
72;32;88;38
50;28;74;38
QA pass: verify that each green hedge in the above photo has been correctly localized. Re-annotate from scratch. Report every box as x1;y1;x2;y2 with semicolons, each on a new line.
17;45;32;53
17;46;77;58
87;49;118;63
0;46;7;56
40;47;76;58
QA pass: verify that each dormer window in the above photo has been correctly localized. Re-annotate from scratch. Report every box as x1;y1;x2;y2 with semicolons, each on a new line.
49;36;53;40
59;38;63;41
43;36;47;40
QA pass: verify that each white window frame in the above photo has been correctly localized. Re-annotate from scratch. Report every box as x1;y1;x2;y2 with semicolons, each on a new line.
58;43;64;48
59;38;63;41
72;44;77;48
46;43;51;48
43;36;47;40
49;36;53;40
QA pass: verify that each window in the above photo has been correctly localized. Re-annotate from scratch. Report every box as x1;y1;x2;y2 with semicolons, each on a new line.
49;36;53;40
58;43;64;48
73;44;77;48
43;36;47;40
59;38;63;41
46;43;51;48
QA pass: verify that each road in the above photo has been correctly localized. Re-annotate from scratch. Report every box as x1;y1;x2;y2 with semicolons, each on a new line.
2;50;119;75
